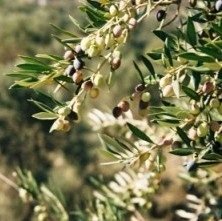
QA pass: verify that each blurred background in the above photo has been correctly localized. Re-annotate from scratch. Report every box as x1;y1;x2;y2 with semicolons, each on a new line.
0;1;185;220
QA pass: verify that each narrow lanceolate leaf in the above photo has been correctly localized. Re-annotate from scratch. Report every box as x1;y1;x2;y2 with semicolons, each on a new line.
182;85;200;101
98;134;124;159
29;99;54;112
187;17;197;47
179;52;214;63
17;63;52;72
52;35;73;50
69;15;86;33
87;0;104;11
19;56;46;65
176;127;191;147
147;51;162;60
197;161;221;168
32;112;58;120
127;123;153;143
203;153;222;161
36;54;63;62
133;61;145;84
50;24;78;38
170;148;194;156
140;55;155;78
164;38;173;66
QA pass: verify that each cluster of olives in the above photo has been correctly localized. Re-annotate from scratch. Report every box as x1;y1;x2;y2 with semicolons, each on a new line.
112;83;152;118
189;0;222;12
112;100;130;118
133;84;152;110
79;1;139;61
199;80;222;118
63;47;85;85
159;74;175;98
51;106;78;132
188;121;221;143
186;80;222;143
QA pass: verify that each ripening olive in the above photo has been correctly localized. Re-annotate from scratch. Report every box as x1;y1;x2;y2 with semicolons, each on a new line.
128;18;137;29
82;80;93;91
73;58;84;70
111;57;121;70
113;25;122;38
118;100;130;112
135;84;145;92
75;44;83;55
210;121;220;132
72;71;83;84
63;50;74;61
202;81;214;94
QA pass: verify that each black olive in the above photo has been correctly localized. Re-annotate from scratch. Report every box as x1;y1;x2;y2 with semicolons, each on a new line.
156;10;166;22
139;100;149;109
112;106;122;118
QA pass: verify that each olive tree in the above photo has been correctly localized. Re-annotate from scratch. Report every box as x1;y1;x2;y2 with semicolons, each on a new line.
4;0;222;220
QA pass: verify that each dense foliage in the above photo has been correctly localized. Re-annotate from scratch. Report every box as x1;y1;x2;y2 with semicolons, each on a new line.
2;0;222;220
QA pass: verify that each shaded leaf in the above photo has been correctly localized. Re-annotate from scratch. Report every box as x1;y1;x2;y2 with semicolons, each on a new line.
127;123;153;143
170;148;194;156
140;55;155;78
182;85;200;101
187;17;197;47
176;127;191;147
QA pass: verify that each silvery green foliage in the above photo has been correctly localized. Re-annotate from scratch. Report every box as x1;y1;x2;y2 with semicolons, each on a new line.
176;169;222;220
93;171;158;211
7;0;222;220
16;169;69;221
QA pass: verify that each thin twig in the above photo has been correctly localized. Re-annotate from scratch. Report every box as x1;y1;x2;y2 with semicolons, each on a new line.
0;172;18;191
